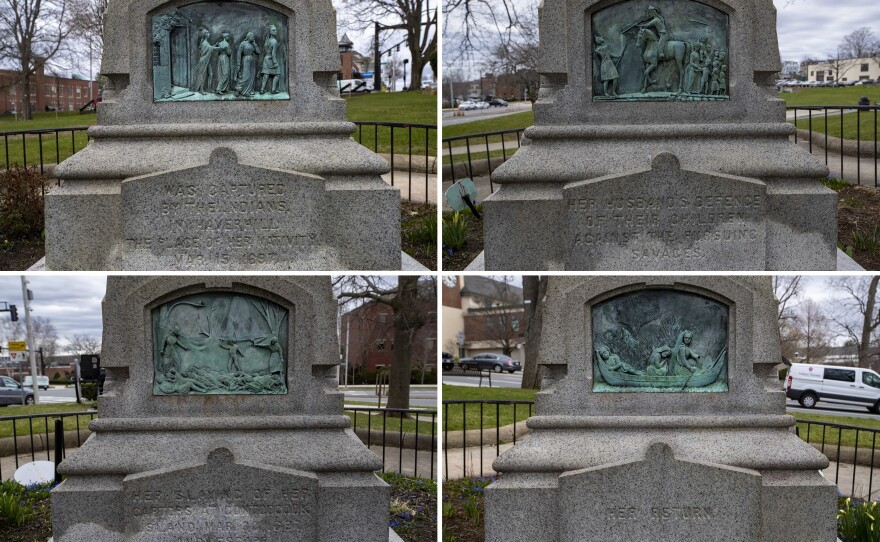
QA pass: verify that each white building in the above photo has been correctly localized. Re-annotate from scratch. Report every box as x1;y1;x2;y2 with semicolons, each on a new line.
806;57;880;83
781;60;801;79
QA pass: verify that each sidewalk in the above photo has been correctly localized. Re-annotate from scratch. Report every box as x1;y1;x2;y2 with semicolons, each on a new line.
382;170;437;204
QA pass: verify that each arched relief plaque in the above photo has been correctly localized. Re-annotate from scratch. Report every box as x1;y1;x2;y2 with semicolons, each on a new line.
152;1;290;101
152;292;288;395
591;0;729;101
592;289;729;393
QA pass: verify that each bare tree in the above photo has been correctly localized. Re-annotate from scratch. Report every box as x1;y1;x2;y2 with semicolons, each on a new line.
334;276;433;410
482;11;539;102
340;0;436;90
68;0;106;86
840;27;879;59
795;299;832;363
0;0;74;119
773;276;803;360
470;276;524;357
825;49;855;83
521;275;547;389
65;333;101;356
31;316;58;373
443;0;523;63
827;276;880;370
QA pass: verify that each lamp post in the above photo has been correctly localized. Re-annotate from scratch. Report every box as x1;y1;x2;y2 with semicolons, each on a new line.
403;59;409;90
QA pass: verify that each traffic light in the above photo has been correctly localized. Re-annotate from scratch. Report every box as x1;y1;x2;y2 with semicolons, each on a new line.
9;305;17;322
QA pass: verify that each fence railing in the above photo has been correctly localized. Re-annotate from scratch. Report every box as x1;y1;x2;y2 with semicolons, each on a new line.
789;105;880;188
0;410;97;480
440;106;880;193
442;399;880;500
0;407;436;481
0;121;437;203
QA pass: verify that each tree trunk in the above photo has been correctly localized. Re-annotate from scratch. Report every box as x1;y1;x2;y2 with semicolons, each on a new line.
408;41;424;90
860;277;879;368
20;57;33;120
521;276;547;389
385;276;425;411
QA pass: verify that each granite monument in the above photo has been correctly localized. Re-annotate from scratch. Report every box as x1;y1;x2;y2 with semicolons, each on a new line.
51;276;396;541
45;0;406;270
479;0;838;270
484;276;837;541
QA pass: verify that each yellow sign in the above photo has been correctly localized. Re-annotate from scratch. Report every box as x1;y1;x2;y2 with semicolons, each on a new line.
7;341;26;352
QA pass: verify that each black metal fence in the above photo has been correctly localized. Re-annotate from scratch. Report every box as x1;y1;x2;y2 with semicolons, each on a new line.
442;399;880;500
789;105;880;188
0;121;436;203
440;106;880;192
0;407;436;481
0;410;96;480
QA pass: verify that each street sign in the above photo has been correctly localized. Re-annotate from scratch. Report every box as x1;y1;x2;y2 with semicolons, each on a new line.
9;351;21;362
8;341;26;352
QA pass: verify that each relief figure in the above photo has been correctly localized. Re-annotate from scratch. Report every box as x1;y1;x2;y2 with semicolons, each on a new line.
597;345;642;375
259;24;281;94
236;31;261;96
594;34;621;97
194;28;219;93
215;32;233;93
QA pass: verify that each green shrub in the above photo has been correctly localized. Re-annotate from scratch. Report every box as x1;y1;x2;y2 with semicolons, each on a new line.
822;177;850;191
0;480;53;528
443;212;468;251
404;214;438;252
0;167;47;246
838;497;880;542
850;227;879;254
81;382;97;401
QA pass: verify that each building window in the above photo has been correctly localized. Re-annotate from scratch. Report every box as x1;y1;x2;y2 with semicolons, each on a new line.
511;316;520;331
862;63;870;72
377;339;386;351
486;317;495;333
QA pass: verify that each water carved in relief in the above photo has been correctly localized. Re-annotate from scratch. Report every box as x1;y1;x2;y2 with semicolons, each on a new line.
592;289;728;392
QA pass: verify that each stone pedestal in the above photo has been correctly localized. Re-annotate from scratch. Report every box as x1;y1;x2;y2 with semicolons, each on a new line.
484;276;838;542
482;0;836;270
51;276;391;541
45;0;402;270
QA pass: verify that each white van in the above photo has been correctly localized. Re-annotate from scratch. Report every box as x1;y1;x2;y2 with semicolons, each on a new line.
785;363;880;413
22;375;50;391
337;79;373;94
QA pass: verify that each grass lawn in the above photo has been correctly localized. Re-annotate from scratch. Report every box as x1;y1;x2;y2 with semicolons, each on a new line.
442;111;533;140
0;92;437;168
780;86;880;107
792;412;880;449
0;403;96;439
346;409;436;436
442;385;536;433
792;110;879;142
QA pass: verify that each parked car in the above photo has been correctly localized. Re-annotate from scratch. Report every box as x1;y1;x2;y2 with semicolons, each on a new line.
442;352;455;371
460;353;521;373
489;98;508;107
22;375;50;390
0;376;35;406
785;363;880;413
458;100;477;111
855;79;876;86
474;101;491;109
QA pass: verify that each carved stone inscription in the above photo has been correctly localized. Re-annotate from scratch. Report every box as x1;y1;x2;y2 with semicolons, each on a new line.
152;291;288;395
558;443;761;542
122;149;323;269
152;2;289;102
564;154;766;270
591;289;728;393
591;0;729;101
124;448;318;541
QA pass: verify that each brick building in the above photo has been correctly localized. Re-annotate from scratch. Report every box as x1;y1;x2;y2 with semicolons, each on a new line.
442;275;526;363
340;282;437;378
0;65;98;115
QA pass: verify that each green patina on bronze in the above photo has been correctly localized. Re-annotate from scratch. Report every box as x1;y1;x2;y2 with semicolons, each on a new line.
592;289;729;393
591;0;729;101
152;292;288;395
152;1;289;102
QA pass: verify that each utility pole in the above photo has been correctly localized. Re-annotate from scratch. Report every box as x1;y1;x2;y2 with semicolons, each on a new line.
20;276;39;404
373;22;382;92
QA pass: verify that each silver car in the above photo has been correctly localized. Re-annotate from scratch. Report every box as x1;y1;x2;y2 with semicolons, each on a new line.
0;376;35;406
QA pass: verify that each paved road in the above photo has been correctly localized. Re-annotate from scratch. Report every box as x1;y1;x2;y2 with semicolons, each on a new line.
785;400;879;421
442;371;524;388
341;385;437;408
442;102;532;127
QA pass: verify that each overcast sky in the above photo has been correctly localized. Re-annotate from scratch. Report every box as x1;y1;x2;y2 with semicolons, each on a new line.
774;0;880;61
0;275;105;352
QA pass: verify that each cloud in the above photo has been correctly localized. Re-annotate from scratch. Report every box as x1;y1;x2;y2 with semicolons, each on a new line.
0;275;106;352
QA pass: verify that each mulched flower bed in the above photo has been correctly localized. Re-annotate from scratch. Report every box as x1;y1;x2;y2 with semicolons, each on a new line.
833;180;880;270
441;476;493;542
0;481;54;542
441;210;483;271
381;472;437;542
401;200;437;270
